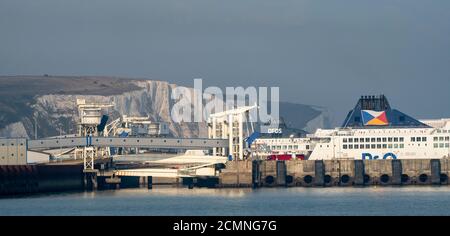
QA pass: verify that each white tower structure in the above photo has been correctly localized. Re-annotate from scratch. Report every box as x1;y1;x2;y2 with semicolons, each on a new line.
76;99;114;136
208;105;257;160
75;99;114;170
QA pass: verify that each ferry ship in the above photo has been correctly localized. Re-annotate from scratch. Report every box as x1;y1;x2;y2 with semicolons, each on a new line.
254;95;450;160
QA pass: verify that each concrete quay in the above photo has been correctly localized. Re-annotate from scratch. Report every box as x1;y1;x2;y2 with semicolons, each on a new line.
218;159;450;187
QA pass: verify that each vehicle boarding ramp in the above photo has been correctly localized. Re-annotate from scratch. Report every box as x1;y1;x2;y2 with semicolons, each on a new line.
113;155;228;178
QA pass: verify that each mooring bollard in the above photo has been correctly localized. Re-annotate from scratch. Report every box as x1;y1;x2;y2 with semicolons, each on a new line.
147;176;153;189
354;160;365;186
83;170;98;191
183;177;195;189
391;159;402;185
252;160;261;188
276;161;286;186
431;159;441;185
314;160;325;186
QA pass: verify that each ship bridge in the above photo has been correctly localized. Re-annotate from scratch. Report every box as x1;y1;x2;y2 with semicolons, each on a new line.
342;95;430;129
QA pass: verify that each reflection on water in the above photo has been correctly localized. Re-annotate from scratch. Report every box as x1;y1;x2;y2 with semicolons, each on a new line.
1;186;450;216
80;187;253;198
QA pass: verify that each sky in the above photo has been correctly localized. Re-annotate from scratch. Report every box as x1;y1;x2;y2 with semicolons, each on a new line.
1;0;450;125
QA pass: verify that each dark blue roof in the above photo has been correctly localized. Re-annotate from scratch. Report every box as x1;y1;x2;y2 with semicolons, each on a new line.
342;95;429;128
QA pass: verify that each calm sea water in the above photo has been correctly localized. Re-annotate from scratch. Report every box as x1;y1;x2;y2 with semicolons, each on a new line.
1;187;450;216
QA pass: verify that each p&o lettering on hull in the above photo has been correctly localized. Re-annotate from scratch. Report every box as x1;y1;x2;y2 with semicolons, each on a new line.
362;152;397;160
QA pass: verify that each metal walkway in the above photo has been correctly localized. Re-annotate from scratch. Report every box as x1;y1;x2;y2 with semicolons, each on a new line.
28;137;228;150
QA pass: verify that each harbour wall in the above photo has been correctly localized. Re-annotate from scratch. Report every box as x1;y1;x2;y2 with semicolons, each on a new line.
0;165;85;196
0;158;113;196
218;159;450;187
2;158;449;196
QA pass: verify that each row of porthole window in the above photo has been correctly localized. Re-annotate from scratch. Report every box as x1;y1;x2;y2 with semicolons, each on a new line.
265;139;301;143
437;130;450;133
1;143;25;146
433;136;450;142
270;145;299;150
343;137;404;143
434;143;450;148
343;143;405;149
410;137;428;142
0;153;24;158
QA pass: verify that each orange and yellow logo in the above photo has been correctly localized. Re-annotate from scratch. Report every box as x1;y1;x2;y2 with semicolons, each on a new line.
362;110;389;126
